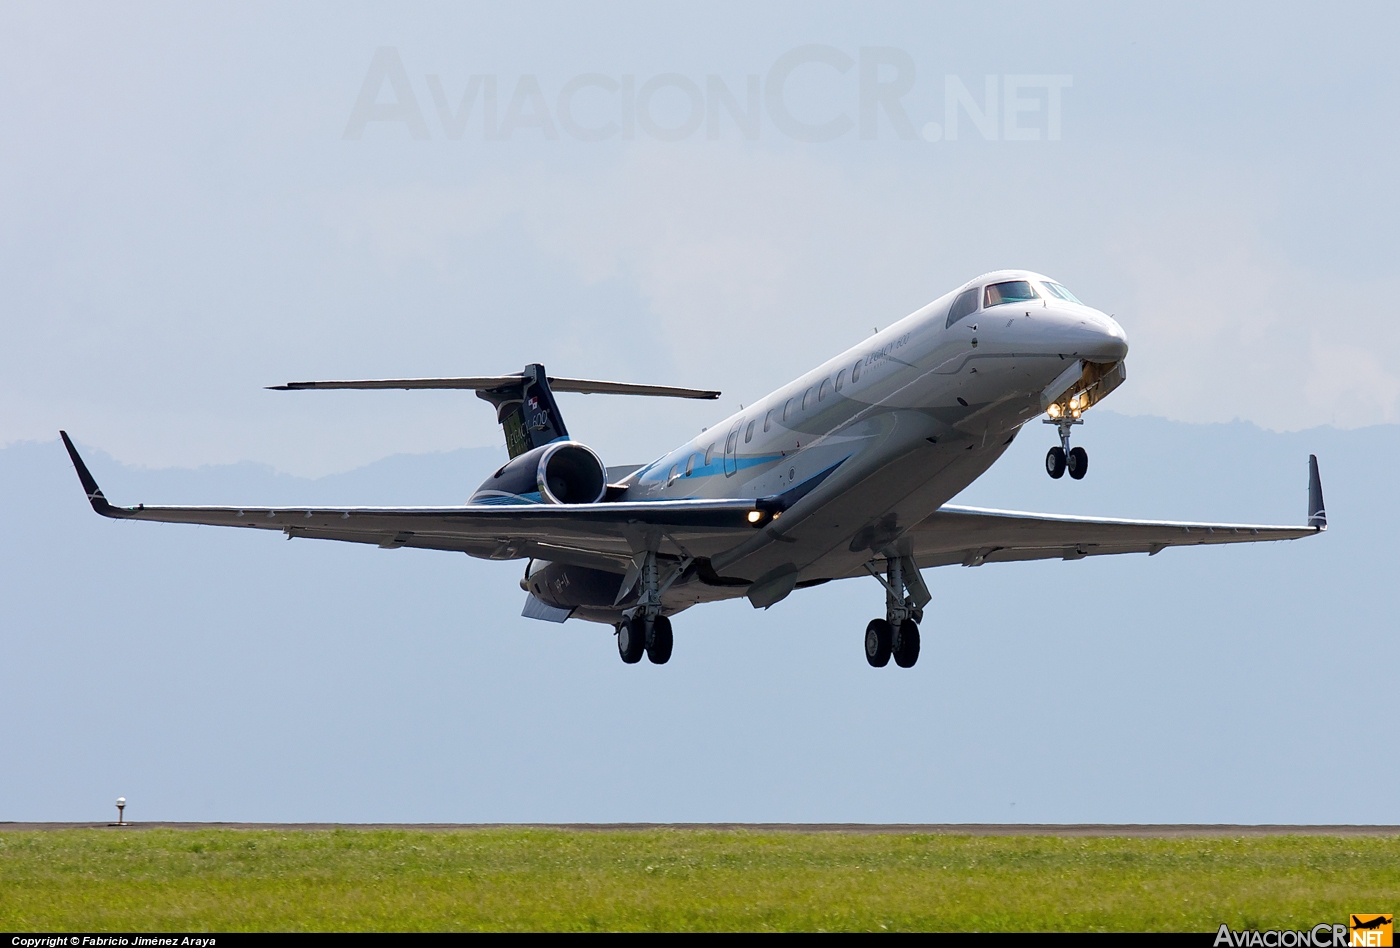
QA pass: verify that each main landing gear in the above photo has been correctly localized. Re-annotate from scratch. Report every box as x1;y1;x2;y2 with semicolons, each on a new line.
862;556;929;669
1044;409;1088;480
614;549;688;665
617;614;672;664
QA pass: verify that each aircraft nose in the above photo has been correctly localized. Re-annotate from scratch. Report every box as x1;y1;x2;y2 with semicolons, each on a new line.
1069;314;1128;363
1093;317;1129;362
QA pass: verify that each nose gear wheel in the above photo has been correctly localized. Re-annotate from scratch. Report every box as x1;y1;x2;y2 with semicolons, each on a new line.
1067;446;1088;480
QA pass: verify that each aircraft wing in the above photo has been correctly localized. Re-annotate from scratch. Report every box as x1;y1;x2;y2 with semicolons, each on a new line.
62;430;1327;577
904;456;1326;567
60;433;760;569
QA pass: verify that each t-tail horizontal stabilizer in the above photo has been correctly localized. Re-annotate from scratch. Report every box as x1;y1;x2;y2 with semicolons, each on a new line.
268;364;721;460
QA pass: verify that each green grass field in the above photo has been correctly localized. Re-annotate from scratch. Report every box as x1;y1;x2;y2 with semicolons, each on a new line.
0;828;1395;932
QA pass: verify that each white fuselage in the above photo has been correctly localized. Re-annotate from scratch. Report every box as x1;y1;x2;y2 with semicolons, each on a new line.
610;269;1129;613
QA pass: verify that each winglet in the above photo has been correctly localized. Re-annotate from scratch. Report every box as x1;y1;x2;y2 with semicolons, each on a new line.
1308;454;1326;531
59;431;115;516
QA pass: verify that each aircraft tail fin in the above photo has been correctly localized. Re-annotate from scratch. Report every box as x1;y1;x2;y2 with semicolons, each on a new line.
477;364;568;458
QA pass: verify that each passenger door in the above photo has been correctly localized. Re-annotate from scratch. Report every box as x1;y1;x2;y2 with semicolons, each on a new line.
723;421;742;477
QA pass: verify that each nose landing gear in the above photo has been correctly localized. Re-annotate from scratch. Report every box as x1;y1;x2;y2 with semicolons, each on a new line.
1044;410;1088;480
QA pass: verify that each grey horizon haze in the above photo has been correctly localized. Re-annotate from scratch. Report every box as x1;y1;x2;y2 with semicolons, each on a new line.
1;2;1397;823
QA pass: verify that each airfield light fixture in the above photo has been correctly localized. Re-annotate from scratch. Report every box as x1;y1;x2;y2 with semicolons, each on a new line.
115;797;126;825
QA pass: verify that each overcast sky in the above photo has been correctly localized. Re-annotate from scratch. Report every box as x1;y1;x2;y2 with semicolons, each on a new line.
3;1;1398;475
3;2;1398;824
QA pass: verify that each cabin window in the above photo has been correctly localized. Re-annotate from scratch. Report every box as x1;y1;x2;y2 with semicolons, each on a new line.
802;387;813;410
685;454;697;476
818;378;831;401
704;443;715;466
835;369;846;393
783;397;794;421
745;419;755;443
852;360;862;383
764;408;776;432
984;280;1038;307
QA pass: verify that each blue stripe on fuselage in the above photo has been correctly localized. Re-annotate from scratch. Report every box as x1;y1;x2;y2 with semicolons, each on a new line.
636;453;784;486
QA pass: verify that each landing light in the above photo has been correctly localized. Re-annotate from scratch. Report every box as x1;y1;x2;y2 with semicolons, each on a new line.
747;510;763;523
1071;409;1081;419
1047;404;1061;418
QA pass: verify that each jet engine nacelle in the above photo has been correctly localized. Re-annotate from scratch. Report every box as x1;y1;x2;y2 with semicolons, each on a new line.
470;441;608;505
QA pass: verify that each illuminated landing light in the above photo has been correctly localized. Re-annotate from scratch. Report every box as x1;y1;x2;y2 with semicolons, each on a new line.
1071;409;1082;419
747;510;763;523
1047;403;1062;418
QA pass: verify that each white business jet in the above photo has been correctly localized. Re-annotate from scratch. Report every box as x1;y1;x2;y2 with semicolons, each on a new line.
61;270;1325;668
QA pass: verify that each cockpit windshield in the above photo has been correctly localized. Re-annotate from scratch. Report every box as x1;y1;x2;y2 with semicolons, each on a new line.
1040;281;1083;304
983;280;1039;307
